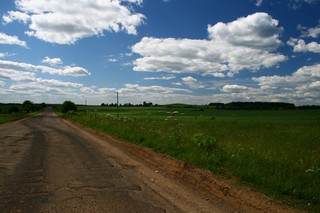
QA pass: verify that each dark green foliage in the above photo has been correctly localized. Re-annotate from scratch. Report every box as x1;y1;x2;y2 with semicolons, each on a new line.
22;100;35;113
8;106;19;113
61;101;77;114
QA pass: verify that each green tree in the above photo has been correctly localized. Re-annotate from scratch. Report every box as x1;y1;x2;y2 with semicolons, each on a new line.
22;100;34;113
61;101;77;113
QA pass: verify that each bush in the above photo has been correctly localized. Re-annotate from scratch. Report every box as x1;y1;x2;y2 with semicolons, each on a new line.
61;101;77;114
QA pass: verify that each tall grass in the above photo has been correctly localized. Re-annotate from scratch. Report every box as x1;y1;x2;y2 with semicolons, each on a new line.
66;107;320;211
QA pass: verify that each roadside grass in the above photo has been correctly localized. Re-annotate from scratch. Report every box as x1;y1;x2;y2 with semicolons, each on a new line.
0;104;42;124
65;106;320;212
0;113;28;124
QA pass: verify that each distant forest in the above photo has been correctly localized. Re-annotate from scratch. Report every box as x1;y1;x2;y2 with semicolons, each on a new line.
208;102;320;110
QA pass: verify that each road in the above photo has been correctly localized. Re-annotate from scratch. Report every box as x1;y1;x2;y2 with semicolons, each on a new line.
0;110;303;212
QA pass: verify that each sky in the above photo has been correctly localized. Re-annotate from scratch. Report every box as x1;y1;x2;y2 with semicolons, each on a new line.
0;0;320;105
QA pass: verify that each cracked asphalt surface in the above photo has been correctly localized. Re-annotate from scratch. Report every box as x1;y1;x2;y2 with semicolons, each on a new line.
0;109;177;212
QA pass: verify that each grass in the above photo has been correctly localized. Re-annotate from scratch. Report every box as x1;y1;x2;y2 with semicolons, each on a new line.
65;106;320;212
0;104;40;124
0;114;28;124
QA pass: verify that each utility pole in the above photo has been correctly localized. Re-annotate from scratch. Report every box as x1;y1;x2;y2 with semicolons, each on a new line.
117;91;119;118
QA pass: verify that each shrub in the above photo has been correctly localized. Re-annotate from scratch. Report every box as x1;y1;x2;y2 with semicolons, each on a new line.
192;133;217;153
61;101;77;114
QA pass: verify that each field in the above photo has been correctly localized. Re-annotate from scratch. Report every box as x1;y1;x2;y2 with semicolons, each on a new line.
63;106;320;211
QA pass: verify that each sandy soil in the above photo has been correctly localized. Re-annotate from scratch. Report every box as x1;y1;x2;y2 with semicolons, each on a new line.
0;110;304;212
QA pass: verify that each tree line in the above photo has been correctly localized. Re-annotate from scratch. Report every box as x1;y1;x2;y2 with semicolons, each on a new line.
208;102;320;110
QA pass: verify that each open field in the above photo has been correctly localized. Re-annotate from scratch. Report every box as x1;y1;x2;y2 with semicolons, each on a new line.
64;105;320;211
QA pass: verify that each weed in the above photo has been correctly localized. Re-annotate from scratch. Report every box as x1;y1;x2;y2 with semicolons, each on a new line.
192;133;217;153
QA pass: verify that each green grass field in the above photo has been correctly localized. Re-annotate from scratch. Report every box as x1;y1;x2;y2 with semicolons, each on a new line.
66;105;320;211
0;104;26;124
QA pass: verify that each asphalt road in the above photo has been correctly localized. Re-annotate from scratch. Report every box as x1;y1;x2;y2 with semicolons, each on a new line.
0;109;178;212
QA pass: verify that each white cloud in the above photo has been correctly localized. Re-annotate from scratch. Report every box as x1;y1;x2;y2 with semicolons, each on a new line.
10;78;83;90
0;52;8;58
122;0;143;5
288;38;320;53
0;60;90;77
181;76;206;89
221;84;249;93
144;75;176;80
2;65;320;105
132;12;286;77
0;68;36;82
298;22;320;39
306;25;320;38
303;0;318;4
288;0;319;9
0;32;28;48
42;56;63;65
207;13;283;51
3;11;30;24
123;83;192;94
253;64;320;95
108;58;118;63
255;0;263;6
4;0;145;44
60;66;90;76
172;82;182;86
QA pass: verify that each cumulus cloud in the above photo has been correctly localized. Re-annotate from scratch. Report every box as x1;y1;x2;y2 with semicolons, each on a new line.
42;56;63;65
207;13;283;51
298;23;320;38
0;60;90;77
0;32;28;47
287;38;320;53
132;12;286;77
3;11;30;24
253;64;320;95
3;0;145;44
181;76;206;89
305;24;320;38
221;84;249;93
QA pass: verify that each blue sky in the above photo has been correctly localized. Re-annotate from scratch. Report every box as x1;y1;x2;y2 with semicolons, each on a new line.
0;0;319;105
